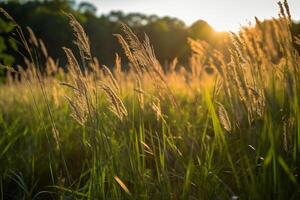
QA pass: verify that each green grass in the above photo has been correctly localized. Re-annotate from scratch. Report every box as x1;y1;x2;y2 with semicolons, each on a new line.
0;76;299;199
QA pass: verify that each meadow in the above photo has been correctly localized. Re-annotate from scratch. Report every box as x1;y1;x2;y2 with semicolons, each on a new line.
1;1;300;199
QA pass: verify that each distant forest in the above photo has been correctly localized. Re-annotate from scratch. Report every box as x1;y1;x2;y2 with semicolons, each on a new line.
1;0;300;69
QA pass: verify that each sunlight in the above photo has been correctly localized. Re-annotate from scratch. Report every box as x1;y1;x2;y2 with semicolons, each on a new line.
85;0;300;32
203;19;244;32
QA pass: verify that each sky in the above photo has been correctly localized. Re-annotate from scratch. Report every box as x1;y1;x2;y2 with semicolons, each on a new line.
78;0;300;32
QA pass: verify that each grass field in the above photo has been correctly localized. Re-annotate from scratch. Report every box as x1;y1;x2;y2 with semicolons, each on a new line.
1;1;300;199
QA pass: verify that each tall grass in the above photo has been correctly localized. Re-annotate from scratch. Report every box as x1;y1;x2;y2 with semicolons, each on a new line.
1;1;300;199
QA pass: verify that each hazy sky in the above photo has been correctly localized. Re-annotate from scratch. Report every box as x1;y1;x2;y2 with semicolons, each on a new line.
79;0;300;31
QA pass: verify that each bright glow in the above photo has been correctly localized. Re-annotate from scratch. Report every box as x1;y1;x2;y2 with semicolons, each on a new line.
80;0;300;32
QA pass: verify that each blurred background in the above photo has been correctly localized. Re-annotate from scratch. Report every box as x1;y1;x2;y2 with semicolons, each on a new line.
0;0;300;70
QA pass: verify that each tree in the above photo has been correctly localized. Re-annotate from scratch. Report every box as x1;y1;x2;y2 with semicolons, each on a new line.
78;1;97;15
188;20;215;41
0;18;17;65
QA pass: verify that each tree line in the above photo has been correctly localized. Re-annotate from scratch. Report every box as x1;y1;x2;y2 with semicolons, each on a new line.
0;0;300;70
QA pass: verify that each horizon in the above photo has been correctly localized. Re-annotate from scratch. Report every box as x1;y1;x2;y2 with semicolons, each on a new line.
79;0;300;32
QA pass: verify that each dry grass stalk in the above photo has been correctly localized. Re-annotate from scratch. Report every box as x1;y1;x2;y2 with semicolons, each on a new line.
135;79;145;110
169;57;178;74
62;47;90;125
100;82;127;120
63;47;82;77
52;127;60;150
102;65;120;93
113;33;141;75
140;140;154;155
151;97;162;121
0;8;16;24
39;39;48;58
27;27;38;47
114;53;122;78
89;57;102;78
46;57;58;76
278;0;291;23
65;95;88;126
295;36;300;47
217;102;232;132
65;13;91;59
283;0;291;21
116;23;178;108
114;176;131;195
